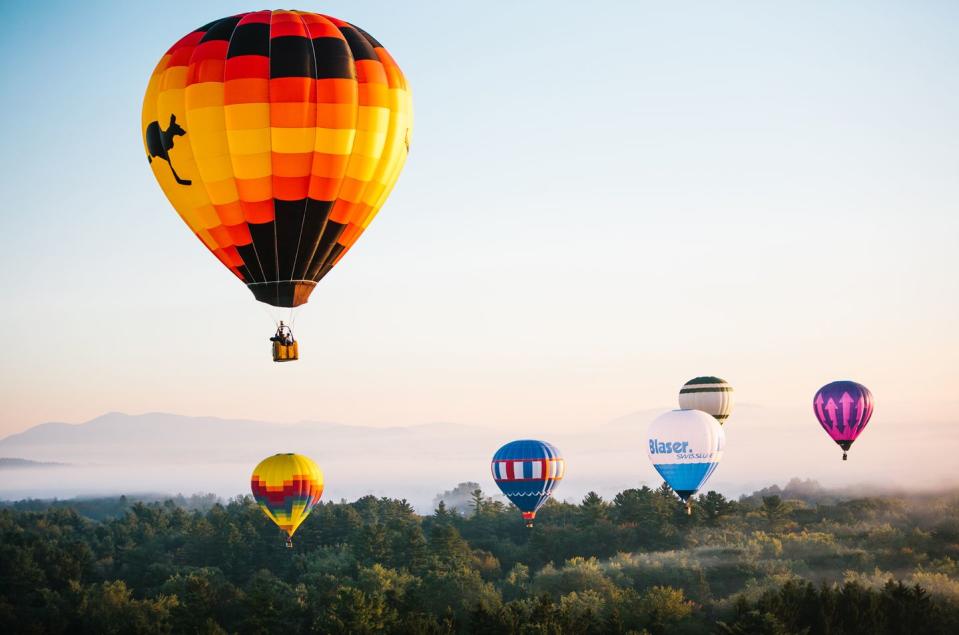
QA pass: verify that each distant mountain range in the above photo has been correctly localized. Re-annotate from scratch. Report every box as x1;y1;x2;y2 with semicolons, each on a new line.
0;457;68;469
1;408;956;511
0;411;665;508
0;413;536;508
0;411;497;464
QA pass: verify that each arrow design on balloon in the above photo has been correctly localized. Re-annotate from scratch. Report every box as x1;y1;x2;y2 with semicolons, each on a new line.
824;398;840;432
855;395;865;432
839;392;854;431
815;393;826;425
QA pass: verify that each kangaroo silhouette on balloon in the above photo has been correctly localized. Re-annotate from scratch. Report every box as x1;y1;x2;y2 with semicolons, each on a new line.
145;114;191;186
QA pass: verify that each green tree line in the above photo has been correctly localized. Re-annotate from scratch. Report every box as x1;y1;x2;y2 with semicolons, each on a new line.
2;483;958;633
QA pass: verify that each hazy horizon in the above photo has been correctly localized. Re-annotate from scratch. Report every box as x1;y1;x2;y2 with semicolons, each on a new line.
3;408;956;513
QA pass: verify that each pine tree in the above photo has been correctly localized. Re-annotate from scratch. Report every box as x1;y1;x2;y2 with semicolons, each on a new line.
470;489;486;517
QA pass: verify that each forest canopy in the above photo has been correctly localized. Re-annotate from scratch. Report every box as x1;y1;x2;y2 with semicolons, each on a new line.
2;482;959;634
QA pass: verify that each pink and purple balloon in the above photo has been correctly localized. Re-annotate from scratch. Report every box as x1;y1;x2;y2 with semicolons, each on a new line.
813;380;874;461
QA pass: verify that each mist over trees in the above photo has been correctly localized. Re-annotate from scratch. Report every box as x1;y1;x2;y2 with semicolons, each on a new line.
432;482;492;517
2;482;959;633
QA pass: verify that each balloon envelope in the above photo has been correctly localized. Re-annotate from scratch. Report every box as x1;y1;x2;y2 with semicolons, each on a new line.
813;380;874;457
142;10;412;307
647;409;724;501
250;453;324;538
678;376;734;424
491;440;565;525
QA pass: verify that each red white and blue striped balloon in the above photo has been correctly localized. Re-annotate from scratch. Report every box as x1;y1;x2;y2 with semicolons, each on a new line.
491;440;565;526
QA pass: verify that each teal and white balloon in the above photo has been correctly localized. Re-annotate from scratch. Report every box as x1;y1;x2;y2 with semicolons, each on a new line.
678;376;734;425
647;409;725;513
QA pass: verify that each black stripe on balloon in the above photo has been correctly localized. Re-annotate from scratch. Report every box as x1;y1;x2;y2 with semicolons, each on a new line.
234;262;254;283
291;199;334;279
199;16;242;43
248;222;278;282
227;23;271;58
194;19;223;33
685;376;725;385
235;244;264;283
353;25;383;49
305;221;346;280
314;243;346;281
270;36;316;78
338;26;377;61
274;200;307;281
326;243;346;266
311;37;354;79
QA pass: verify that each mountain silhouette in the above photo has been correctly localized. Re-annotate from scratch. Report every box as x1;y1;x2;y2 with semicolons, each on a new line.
2;409;957;511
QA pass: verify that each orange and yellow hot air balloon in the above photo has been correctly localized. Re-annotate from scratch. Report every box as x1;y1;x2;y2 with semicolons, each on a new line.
141;10;411;355
250;453;324;547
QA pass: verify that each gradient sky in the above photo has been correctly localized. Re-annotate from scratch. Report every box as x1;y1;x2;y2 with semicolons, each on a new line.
0;1;957;448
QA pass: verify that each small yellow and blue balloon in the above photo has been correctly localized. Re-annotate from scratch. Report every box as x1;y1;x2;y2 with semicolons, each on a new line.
250;453;324;547
678;376;734;425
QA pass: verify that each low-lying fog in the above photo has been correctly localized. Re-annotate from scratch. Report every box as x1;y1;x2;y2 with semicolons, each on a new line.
2;409;956;512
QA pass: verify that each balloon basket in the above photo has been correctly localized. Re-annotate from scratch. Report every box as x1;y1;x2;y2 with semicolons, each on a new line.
842;452;848;461
685;502;692;516
273;341;299;363
285;537;293;549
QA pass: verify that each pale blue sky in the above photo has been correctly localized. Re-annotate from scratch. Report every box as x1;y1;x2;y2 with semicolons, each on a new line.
0;1;957;450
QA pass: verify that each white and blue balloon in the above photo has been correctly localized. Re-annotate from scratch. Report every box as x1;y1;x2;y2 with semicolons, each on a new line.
646;409;725;514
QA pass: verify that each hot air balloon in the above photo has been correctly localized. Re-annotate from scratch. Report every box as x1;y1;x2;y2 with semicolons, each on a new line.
491;440;565;527
678;376;734;425
250;453;324;547
813;380;874;461
647;409;724;514
142;10;412;361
